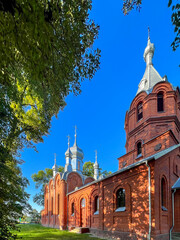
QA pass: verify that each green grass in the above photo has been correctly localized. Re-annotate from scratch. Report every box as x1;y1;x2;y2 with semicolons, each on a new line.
12;224;102;240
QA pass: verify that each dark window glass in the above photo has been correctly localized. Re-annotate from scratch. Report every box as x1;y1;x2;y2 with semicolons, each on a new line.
137;142;142;156
116;188;125;208
94;196;99;212
137;102;143;121
157;92;164;112
72;202;74;215
161;178;167;209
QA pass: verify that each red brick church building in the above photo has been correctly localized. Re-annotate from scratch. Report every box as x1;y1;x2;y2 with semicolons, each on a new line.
41;36;180;240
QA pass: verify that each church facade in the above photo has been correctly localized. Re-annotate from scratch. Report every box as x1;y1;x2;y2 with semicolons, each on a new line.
41;36;180;240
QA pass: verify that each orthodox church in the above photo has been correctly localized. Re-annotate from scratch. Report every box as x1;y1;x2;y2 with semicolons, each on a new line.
41;35;180;240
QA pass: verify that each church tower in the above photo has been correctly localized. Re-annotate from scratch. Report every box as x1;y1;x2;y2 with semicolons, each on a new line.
70;127;84;174
118;32;180;169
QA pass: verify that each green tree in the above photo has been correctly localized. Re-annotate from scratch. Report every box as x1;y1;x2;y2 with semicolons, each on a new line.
83;161;112;177
122;0;180;51
0;0;100;239
0;152;30;239
82;161;94;177
32;166;64;206
0;0;100;152
29;209;41;224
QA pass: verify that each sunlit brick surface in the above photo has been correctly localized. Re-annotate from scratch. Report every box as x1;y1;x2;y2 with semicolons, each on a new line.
41;81;180;239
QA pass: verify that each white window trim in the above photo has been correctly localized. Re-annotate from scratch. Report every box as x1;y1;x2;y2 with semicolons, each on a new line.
115;207;126;212
94;210;99;215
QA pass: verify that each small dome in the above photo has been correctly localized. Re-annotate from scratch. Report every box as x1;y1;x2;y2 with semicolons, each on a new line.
65;147;72;157
70;144;84;159
143;38;155;64
136;32;165;95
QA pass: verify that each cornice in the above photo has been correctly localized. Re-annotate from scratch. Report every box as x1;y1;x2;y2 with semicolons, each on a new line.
128;115;180;137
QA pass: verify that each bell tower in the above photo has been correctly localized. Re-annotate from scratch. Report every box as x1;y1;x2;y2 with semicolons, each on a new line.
118;33;180;169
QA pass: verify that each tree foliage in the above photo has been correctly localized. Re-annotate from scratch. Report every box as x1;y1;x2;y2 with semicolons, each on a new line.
0;152;30;239
31;166;64;206
168;0;180;51
0;0;100;239
122;0;180;51
29;209;41;223
83;161;112;177
0;0;100;152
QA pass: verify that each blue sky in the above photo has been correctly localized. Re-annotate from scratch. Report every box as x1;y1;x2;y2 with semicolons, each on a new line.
21;0;180;212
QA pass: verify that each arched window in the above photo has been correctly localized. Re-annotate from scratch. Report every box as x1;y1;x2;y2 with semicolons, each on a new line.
71;202;74;215
137;102;143;121
57;194;60;215
51;197;53;215
94;196;99;214
81;198;85;207
116;188;126;212
157;92;164;112
161;178;167;211
137;142;142;156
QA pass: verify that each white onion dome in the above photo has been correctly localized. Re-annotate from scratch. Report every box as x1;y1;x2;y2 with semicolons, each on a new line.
65;135;72;157
143;37;155;65
65;147;72;157
70;142;84;160
70;129;84;159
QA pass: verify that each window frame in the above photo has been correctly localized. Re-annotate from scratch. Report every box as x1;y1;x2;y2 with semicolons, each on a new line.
115;188;126;212
137;101;143;122
81;198;85;207
161;177;168;211
157;92;164;112
137;141;142;157
71;202;75;216
94;196;99;215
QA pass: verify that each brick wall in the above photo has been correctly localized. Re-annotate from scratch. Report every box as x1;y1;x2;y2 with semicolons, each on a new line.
41;81;180;239
120;82;180;169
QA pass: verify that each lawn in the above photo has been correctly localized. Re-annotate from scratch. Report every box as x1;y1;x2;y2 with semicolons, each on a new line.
12;224;102;240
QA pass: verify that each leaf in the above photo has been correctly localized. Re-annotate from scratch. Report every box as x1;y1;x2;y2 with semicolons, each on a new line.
168;0;172;7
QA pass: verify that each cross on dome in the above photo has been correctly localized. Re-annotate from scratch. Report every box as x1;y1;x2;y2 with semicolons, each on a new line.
67;135;70;148
143;27;155;66
54;153;56;165
94;150;99;167
95;150;98;163
148;26;150;40
74;125;77;146
52;153;58;177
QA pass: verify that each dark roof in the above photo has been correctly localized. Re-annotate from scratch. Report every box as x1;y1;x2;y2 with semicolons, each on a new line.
172;178;180;190
67;143;180;195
